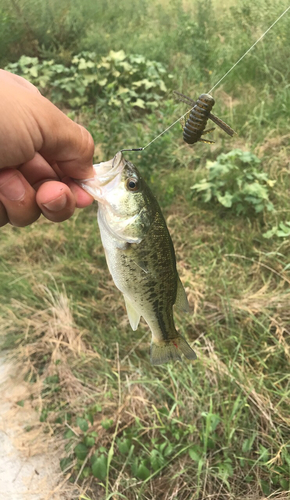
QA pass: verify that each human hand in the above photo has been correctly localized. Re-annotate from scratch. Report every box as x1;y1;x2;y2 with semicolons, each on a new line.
0;70;95;227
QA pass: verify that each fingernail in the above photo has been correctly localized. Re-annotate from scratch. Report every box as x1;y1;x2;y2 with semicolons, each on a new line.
43;193;67;212
0;172;25;201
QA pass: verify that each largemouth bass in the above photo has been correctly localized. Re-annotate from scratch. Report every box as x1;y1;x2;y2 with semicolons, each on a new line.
78;152;196;365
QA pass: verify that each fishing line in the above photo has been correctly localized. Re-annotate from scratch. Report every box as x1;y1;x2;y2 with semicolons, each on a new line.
135;4;290;152
208;5;290;94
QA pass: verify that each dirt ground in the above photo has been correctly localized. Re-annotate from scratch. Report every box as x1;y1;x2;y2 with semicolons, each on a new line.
0;355;75;500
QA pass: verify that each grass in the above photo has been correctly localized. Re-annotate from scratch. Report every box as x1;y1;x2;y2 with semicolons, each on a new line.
1;0;290;498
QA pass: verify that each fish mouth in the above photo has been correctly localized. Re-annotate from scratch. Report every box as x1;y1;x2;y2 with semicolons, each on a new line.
75;151;126;202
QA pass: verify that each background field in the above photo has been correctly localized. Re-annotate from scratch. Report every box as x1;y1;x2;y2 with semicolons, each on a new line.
0;0;290;498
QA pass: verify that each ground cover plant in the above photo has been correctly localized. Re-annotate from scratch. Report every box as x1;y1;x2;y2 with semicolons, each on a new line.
191;149;276;215
1;0;290;499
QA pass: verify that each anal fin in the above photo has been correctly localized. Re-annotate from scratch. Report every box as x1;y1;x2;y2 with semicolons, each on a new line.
175;277;190;312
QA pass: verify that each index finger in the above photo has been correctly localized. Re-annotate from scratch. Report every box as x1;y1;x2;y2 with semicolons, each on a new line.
33;96;95;179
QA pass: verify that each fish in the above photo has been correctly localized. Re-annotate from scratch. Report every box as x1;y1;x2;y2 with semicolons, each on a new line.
77;152;196;365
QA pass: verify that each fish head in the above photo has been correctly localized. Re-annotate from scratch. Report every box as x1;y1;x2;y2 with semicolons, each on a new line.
78;152;153;243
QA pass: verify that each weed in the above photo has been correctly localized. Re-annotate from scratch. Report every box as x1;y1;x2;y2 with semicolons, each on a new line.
191;149;276;215
1;1;290;499
5;51;170;110
263;221;290;239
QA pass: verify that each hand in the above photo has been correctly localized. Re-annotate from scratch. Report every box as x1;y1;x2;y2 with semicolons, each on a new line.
0;70;95;227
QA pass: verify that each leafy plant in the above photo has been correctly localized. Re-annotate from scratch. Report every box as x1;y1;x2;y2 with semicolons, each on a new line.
263;221;290;239
191;149;276;215
4;50;170;110
60;406;188;485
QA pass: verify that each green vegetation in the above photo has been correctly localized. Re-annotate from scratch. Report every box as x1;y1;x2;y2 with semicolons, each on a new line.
1;0;290;499
263;221;290;239
191;149;276;214
5;51;170;109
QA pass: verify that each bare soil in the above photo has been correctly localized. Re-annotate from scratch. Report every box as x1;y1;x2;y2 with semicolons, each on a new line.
0;355;75;500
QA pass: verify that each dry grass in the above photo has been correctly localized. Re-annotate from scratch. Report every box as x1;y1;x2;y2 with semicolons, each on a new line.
1;193;290;499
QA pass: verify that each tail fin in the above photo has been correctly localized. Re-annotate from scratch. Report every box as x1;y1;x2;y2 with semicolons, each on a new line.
150;335;197;366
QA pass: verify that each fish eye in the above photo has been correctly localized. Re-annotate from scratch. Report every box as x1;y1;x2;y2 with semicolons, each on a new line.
126;177;139;192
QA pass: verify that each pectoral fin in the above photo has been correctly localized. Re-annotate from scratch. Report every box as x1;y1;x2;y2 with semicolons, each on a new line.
124;296;141;331
134;260;149;274
124;244;149;274
175;277;190;312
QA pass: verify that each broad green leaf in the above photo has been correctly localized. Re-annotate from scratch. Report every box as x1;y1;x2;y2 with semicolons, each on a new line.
74;443;89;460
118;438;131;455
77;417;89;432
265;201;274;212
117;86;130;95
108;49;126;61
119;61;132;71
188;446;201;462
254;203;265;213
260;479;270;495
78;59;95;70
101;418;113;430
277;230;290;237
133;98;146;109
242;434;257;453
84;436;95;447
258;445;269;462
191;180;212;192
136;463;151;480
278;222;290;235
239;151;260;163
218;460;233;480
98;61;111;70
92;454;107;480
216;192;233;207
280;478;289;490
262;227;278;239
150;450;163;471
97;78;107;87
159;80;167;92
109;97;122;107
243;183;268;199
164;443;173;457
130;55;146;64
29;66;38;78
82;467;91;478
64;428;77;439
